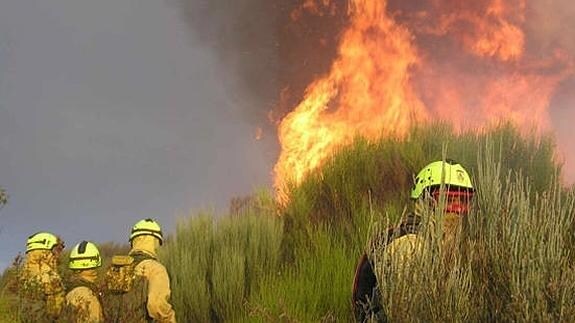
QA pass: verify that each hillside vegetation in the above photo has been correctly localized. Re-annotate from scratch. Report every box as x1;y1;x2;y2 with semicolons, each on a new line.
1;123;574;322
161;123;573;322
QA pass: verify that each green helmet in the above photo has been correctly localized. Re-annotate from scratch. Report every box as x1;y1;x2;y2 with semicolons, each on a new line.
26;232;63;253
69;241;102;270
130;218;164;245
411;159;474;199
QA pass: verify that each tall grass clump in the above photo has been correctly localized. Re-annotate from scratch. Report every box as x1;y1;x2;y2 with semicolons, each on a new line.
248;223;368;322
469;145;575;321
162;210;283;322
373;142;575;322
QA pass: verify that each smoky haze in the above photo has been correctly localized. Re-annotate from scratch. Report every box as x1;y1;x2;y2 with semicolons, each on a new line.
175;0;575;183
528;0;575;55
173;0;349;120
528;0;575;182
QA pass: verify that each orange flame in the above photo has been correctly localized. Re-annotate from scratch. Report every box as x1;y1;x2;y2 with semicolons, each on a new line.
275;0;429;200
274;0;574;200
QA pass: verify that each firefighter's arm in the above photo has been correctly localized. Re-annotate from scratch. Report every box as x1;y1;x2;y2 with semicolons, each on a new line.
146;261;177;323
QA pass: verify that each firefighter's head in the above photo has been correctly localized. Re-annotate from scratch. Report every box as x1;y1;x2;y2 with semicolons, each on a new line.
26;232;65;256
411;159;474;215
68;241;101;270
130;218;164;246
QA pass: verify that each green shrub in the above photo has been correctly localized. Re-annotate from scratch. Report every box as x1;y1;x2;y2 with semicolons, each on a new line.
162;211;283;322
248;224;364;322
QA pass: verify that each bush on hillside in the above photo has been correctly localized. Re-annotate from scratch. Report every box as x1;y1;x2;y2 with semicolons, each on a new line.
161;195;283;322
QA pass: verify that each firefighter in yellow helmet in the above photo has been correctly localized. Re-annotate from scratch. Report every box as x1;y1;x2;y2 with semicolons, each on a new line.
126;218;176;323
352;159;475;322
385;159;474;261
60;241;103;323
19;231;66;323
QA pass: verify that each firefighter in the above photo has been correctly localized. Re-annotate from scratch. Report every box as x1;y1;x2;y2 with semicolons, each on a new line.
352;159;475;322
19;231;66;323
385;159;474;265
60;241;103;323
129;218;176;322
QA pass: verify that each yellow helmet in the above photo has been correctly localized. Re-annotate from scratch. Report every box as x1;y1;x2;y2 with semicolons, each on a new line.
130;218;164;245
69;241;102;270
26;232;64;253
411;159;474;199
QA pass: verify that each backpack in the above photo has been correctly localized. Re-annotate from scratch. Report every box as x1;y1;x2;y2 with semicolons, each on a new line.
101;253;154;323
352;213;421;323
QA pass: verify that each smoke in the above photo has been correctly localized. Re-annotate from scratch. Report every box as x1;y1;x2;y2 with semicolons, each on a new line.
527;0;575;55
172;0;348;121
550;76;575;185
527;0;575;184
174;0;575;183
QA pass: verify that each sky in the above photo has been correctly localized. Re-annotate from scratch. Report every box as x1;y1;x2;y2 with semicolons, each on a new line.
0;0;277;270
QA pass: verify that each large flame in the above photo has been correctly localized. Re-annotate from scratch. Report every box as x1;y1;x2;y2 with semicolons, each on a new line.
274;0;574;199
275;0;428;199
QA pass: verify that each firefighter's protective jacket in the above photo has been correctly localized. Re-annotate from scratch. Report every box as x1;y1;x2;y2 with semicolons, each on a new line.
130;235;177;323
19;250;65;322
383;208;462;274
63;270;103;323
383;233;422;269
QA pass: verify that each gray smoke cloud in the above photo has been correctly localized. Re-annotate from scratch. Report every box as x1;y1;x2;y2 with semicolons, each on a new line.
171;0;349;121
